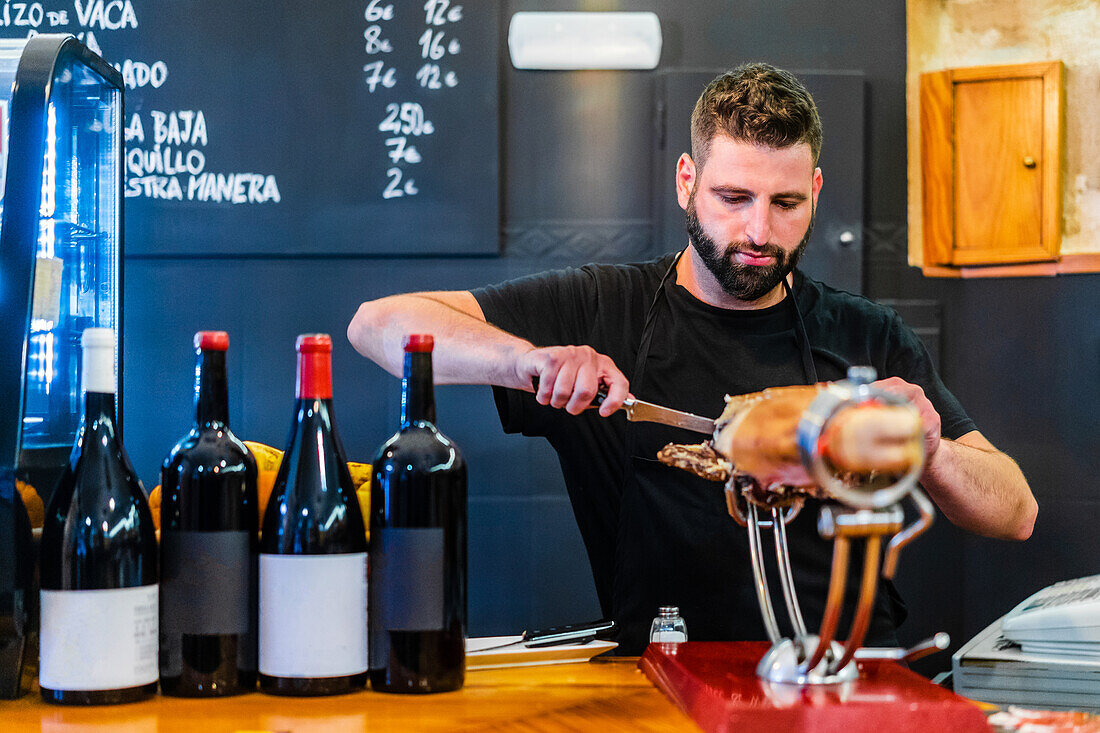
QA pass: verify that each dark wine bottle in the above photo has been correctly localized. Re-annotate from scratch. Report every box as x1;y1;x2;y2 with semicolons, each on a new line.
258;334;368;696
38;328;158;705
369;334;466;693
0;472;35;699
159;331;258;696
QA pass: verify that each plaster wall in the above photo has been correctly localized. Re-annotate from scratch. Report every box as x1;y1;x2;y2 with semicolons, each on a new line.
907;0;1100;264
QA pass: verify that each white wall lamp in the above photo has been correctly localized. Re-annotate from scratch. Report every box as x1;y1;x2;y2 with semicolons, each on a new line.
508;11;663;71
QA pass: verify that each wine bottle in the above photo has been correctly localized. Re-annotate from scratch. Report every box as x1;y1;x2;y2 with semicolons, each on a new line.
38;328;158;704
0;473;35;699
160;331;258;696
370;334;466;693
258;334;368;696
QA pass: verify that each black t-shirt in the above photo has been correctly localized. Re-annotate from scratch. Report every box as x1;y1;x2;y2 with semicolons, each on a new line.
472;252;976;653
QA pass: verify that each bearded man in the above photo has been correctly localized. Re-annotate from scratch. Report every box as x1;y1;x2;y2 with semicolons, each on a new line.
347;63;1035;654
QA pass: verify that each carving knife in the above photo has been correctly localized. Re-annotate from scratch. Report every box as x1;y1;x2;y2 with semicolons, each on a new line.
605;395;716;435
530;377;715;434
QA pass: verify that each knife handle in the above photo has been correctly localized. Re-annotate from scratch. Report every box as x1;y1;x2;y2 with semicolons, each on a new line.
530;376;611;409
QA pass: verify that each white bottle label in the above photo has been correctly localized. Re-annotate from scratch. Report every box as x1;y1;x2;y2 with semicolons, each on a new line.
652;630;687;643
40;585;159;691
259;553;368;678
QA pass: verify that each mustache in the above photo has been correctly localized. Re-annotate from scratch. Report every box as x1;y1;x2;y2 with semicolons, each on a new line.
725;241;786;260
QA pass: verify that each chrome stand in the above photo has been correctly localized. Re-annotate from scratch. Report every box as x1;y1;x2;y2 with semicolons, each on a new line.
725;367;947;685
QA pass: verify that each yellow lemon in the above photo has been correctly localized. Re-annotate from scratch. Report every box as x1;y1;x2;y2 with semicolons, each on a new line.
245;440;371;540
244;441;283;521
349;462;373;541
16;479;44;530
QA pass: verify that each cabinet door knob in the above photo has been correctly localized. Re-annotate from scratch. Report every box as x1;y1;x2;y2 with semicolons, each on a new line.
1023;156;1037;169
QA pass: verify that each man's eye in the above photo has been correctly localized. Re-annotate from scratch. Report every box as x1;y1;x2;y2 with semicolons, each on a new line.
775;200;799;210
720;195;748;205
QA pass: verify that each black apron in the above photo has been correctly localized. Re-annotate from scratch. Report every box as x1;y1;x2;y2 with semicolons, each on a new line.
608;250;902;654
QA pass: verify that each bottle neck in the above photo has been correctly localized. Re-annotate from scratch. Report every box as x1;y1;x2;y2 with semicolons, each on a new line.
296;350;332;400
81;334;117;432
195;349;229;427
84;390;118;430
401;351;435;425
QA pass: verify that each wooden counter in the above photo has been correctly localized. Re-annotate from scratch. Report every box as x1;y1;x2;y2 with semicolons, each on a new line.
0;658;697;732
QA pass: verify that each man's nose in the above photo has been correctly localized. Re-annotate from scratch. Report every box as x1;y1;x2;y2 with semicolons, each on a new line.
744;200;772;246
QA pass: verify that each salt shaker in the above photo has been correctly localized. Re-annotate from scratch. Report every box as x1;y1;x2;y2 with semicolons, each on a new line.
649;606;688;643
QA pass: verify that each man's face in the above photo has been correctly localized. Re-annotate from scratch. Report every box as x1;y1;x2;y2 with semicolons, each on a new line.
677;135;822;303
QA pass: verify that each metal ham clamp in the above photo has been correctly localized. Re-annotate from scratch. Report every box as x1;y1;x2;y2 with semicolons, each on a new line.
741;366;942;685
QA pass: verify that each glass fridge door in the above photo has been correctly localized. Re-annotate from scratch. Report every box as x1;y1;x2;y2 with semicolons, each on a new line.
0;39;29;213
0;35;123;497
0;35;123;698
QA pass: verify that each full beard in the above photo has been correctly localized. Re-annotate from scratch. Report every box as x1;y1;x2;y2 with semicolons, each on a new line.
685;193;814;302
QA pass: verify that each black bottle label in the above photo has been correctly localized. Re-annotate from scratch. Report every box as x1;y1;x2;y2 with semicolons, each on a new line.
160;530;252;673
376;528;444;631
370;528;444;667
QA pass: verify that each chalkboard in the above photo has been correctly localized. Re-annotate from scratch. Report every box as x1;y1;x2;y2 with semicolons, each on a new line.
1;1;500;256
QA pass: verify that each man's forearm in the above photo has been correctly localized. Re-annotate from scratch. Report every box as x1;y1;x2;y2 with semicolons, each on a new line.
347;293;533;387
920;436;1036;541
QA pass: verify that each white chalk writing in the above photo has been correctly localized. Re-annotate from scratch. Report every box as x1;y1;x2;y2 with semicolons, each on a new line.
364;0;465;201
122;110;279;204
0;1;281;206
74;0;137;31
0;3;46;28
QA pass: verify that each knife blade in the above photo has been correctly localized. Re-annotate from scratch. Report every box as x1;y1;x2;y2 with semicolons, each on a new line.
619;397;716;434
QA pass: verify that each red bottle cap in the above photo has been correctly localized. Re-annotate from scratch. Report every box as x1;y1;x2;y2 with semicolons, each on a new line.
296;333;333;399
296;334;333;353
404;334;434;353
194;331;229;351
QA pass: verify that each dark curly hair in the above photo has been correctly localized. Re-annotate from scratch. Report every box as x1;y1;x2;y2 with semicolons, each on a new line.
690;63;822;169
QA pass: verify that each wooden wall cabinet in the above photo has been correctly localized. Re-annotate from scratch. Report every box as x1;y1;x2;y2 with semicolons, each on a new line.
920;61;1064;272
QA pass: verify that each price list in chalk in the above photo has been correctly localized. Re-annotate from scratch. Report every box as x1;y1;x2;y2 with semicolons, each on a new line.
362;0;465;201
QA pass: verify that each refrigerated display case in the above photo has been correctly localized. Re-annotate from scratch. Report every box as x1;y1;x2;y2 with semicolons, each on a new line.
0;35;124;698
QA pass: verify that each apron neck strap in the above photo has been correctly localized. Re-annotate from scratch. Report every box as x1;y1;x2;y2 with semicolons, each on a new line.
630;250;683;391
783;273;818;384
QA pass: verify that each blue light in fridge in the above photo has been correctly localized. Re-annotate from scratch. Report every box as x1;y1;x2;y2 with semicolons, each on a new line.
27;330;55;394
36;103;57;260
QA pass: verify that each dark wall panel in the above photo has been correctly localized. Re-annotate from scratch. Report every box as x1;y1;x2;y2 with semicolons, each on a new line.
124;257;570;485
940;275;1100;632
470;496;601;633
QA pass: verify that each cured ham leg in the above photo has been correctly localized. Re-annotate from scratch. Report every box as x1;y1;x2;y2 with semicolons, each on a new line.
657;385;922;492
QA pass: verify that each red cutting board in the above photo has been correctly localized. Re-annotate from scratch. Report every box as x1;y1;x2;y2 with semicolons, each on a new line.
639;641;990;732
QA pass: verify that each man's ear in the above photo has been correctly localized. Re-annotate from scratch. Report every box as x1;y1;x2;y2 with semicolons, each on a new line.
676;154;696;211
811;167;823;207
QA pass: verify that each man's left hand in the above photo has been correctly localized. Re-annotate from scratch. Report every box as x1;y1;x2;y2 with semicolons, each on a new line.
871;377;941;463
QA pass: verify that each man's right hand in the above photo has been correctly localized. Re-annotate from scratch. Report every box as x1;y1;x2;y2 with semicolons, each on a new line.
514;345;630;417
